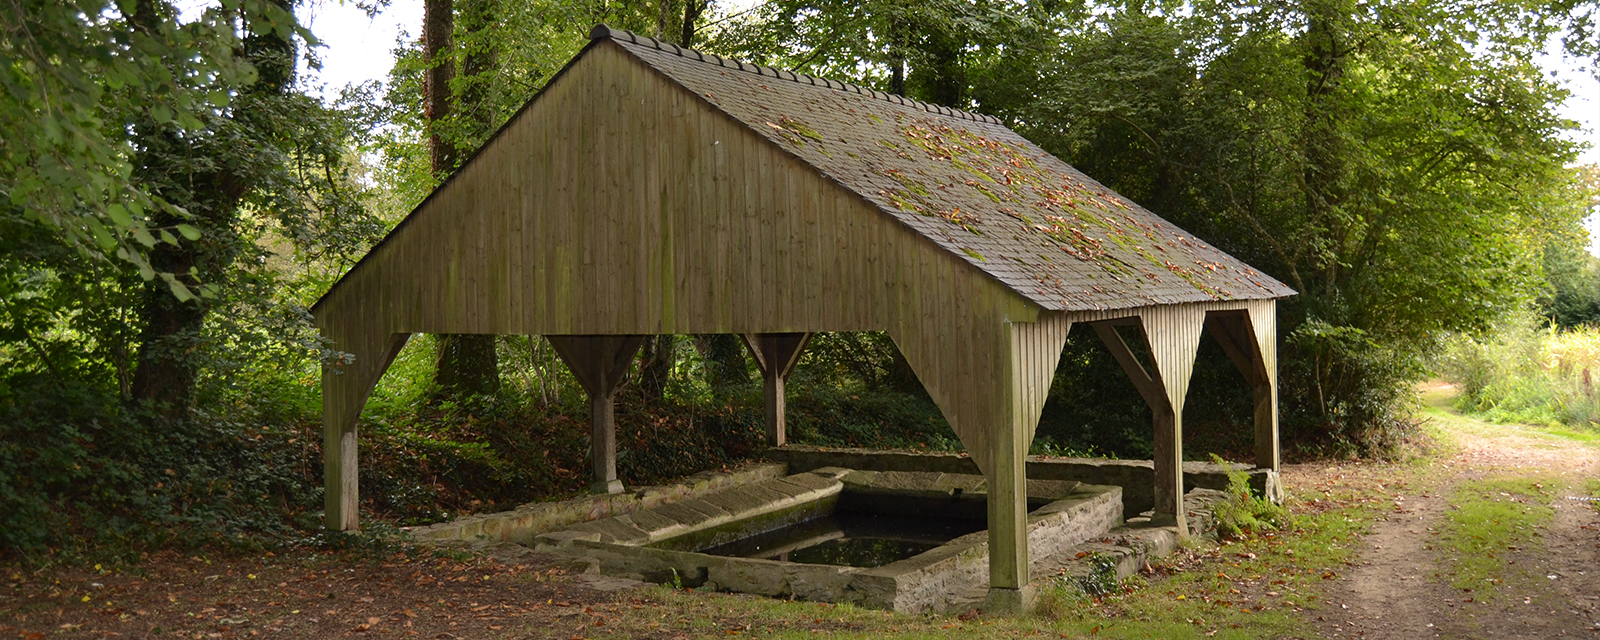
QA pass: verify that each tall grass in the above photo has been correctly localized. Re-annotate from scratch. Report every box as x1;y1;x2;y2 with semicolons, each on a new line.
1439;314;1600;427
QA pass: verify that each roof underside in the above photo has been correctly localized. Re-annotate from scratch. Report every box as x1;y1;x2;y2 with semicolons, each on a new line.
600;27;1293;312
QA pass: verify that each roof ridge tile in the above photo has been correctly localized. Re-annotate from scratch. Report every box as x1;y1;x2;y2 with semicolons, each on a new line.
590;23;1000;125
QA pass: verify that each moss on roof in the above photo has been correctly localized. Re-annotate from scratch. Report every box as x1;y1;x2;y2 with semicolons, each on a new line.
596;26;1294;311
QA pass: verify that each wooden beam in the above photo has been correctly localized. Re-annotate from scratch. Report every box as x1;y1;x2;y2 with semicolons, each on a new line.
1245;302;1281;473
1204;314;1258;383
1138;306;1206;535
742;333;811;447
547;335;647;494
324;332;411;531
1091;323;1167;411
1206;310;1278;471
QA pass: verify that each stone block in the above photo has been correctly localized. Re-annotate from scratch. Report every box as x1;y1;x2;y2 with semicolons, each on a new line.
784;470;845;492
782;564;856;601
651;501;721;528
706;557;790;597
532;530;602;549
411;525;459;541
619;509;684;538
762;479;816;499
584;517;651;546
743;483;795;506
700;487;777;517
456;518;485;540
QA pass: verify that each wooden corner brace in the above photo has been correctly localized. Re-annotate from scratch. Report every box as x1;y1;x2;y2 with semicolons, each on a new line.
742;333;811;447
547;335;647;494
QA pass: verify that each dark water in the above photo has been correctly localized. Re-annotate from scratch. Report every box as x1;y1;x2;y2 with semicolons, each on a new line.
699;512;984;568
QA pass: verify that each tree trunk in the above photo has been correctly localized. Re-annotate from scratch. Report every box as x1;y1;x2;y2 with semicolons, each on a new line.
637;335;675;403
697;334;750;392
427;0;500;399
1301;0;1348;279
423;0;457;175
680;0;705;48
127;0;293;419
459;0;498;140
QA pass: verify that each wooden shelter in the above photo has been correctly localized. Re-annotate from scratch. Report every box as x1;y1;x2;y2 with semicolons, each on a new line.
312;25;1294;609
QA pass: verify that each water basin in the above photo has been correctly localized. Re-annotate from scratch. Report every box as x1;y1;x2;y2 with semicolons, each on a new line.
699;512;985;568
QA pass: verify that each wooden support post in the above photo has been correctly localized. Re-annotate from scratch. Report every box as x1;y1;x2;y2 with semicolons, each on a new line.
741;333;811;447
1091;323;1180;530
986;409;1029;591
324;332;411;531
1094;307;1204;535
893;315;1070;612
1245;303;1280;473
547;335;647;494
1205;311;1279;472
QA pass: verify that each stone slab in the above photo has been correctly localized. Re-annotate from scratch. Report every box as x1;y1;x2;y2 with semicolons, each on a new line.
405;461;786;544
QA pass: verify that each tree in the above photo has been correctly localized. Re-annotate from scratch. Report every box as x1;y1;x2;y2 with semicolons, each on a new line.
0;0;291;299
717;0;1593;452
424;0;503;399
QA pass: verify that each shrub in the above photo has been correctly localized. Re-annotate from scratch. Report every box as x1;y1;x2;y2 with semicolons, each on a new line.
1207;455;1291;540
1438;314;1600;428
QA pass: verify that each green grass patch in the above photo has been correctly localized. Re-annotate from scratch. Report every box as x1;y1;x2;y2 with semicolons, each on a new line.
1437;476;1557;596
1029;493;1386;639
1421;402;1600;449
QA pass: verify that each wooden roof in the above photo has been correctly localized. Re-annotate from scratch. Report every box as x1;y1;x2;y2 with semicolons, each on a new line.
590;26;1294;311
315;26;1292;315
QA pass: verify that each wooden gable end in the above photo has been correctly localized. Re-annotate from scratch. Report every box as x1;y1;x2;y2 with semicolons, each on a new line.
314;41;1059;476
316;40;1035;340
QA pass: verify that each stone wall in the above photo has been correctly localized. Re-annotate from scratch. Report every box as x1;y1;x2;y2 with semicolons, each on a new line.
405;462;788;544
767;446;1281;516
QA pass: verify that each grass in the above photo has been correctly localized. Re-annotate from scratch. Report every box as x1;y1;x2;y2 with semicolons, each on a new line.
1435;476;1558;597
1439;320;1600;429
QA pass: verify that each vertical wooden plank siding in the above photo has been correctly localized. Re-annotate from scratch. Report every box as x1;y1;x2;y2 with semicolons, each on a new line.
1012;316;1073;445
1135;305;1207;534
1246;300;1280;471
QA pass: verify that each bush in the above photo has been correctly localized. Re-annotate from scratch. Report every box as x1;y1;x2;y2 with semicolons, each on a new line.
1206;455;1291;540
1438;313;1600;428
0;373;322;559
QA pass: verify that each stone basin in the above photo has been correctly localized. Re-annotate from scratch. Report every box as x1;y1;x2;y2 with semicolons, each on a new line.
533;467;1122;613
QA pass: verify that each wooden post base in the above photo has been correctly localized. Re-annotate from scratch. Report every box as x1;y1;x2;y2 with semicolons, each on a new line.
984;585;1036;614
742;333;811;447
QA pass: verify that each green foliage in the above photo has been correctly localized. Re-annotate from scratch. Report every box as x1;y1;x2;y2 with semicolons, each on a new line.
1206;455;1291;541
1438;313;1600;428
1069;552;1121;597
0;0;309;299
1538;191;1600;328
714;0;1596;456
0;373;321;558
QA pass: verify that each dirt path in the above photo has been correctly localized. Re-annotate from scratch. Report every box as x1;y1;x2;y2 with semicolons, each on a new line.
1312;383;1600;639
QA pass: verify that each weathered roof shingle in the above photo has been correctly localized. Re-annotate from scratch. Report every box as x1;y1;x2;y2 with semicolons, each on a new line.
595;24;1294;312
